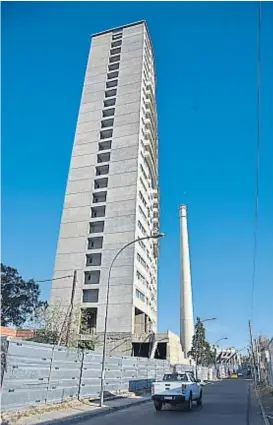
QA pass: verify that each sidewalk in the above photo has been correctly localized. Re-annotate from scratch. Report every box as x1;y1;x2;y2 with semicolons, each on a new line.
254;384;273;425
250;384;269;425
1;394;151;425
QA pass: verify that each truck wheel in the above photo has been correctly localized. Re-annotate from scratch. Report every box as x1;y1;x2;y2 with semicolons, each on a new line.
187;394;193;411
154;400;163;411
197;391;203;406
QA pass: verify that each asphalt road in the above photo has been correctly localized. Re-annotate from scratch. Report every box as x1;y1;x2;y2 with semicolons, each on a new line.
79;379;264;425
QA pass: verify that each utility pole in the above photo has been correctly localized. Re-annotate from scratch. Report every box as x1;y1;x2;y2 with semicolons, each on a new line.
65;270;77;347
213;345;217;374
57;271;77;346
248;320;257;385
255;338;261;383
195;332;200;381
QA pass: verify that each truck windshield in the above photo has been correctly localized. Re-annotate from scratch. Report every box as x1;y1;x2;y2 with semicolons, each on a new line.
163;373;188;381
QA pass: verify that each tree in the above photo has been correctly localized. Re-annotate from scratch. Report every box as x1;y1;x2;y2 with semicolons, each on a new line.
188;317;214;366
1;263;44;327
27;303;63;344
78;340;96;350
202;340;215;367
28;303;77;346
28;303;98;350
188;317;205;362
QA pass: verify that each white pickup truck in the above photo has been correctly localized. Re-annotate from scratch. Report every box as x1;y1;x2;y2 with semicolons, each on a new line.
151;372;202;411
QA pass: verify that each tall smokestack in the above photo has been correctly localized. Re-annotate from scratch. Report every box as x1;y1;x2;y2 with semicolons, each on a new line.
179;205;194;358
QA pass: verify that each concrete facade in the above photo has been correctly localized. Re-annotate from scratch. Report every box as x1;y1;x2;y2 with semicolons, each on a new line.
179;205;194;358
131;331;185;365
50;22;159;340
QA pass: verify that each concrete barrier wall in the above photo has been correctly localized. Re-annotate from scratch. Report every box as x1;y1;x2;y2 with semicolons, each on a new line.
267;340;273;386
1;339;171;411
173;363;216;381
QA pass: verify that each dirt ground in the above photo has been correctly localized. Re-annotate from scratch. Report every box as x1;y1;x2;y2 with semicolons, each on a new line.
1;399;84;425
257;384;273;425
0;391;138;425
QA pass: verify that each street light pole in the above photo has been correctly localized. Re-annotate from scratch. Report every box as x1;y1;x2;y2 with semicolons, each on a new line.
99;233;165;407
195;317;217;380
201;317;217;323
214;337;228;377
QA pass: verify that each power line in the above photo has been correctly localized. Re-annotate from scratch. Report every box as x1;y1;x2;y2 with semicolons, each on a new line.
2;275;73;286
250;1;262;322
36;275;73;283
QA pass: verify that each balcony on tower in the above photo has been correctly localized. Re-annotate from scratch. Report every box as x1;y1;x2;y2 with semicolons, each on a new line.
89;221;104;234
94;178;108;190
86;253;102;267
92;190;107;204
97;152;110;163
80;308;97;335
91;205;106;218
88;236;103;250
96;164;109;176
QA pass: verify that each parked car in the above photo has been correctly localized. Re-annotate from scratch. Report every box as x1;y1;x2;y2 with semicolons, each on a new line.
231;372;238;379
151;372;202;412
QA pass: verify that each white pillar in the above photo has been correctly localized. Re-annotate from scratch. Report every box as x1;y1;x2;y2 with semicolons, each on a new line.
179;205;194;358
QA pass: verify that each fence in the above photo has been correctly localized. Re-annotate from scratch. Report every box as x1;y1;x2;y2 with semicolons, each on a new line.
174;363;216;381
1;339;170;411
1;336;8;387
265;339;273;386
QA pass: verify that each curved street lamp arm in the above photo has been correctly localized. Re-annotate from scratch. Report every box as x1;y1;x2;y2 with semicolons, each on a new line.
106;236;160;318
201;317;217;323
107;235;162;289
100;234;163;407
109;237;149;277
215;337;228;346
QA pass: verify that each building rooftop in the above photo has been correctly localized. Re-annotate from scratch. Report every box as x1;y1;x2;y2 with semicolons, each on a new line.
91;20;146;38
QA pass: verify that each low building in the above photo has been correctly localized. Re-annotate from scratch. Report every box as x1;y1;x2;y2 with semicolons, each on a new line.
132;331;187;365
92;330;186;365
0;327;34;339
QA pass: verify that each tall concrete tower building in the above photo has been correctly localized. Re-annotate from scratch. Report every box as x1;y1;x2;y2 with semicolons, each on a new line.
50;21;159;349
179;205;194;358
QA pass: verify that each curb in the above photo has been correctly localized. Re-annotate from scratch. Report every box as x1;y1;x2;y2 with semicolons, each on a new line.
254;387;270;425
29;397;151;425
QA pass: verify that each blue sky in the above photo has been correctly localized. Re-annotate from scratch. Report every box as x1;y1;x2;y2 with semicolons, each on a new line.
2;2;273;348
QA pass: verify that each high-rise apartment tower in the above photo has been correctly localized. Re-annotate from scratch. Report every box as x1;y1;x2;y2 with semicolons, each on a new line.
50;21;159;345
